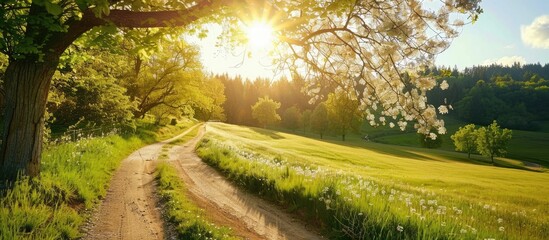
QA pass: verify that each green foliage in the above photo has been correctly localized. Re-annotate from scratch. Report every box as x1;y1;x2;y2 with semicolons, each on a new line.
49;51;136;127
476;121;513;164
122;40;204;120
325;92;363;141
192;77;227;121
451;124;477;159
281;106;302;131
251;96;281;128
310;102;329;139
428;64;549;130
156;161;237;240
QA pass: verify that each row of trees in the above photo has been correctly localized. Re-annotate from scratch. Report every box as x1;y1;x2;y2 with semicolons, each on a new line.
427;64;549;130
451;121;513;164
250;90;363;141
1;37;226;133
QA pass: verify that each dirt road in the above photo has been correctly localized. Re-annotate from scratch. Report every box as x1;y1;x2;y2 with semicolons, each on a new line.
168;126;323;240
82;126;199;240
83;124;322;240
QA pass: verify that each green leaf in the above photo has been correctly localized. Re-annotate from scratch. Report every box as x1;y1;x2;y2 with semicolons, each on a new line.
75;0;88;10
44;1;63;16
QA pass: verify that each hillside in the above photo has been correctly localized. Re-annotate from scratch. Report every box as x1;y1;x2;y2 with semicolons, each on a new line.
200;122;549;239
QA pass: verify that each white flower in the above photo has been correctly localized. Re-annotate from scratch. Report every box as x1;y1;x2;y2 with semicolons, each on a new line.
397;225;404;232
438;105;449;114
499;226;505;232
497;218;503;223
440;80;449;90
460;229;467;234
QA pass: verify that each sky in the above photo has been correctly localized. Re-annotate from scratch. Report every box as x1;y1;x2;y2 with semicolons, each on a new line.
436;0;549;69
190;0;549;79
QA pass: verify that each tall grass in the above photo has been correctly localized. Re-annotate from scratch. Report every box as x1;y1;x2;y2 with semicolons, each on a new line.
196;123;549;240
0;120;195;239
156;161;238;240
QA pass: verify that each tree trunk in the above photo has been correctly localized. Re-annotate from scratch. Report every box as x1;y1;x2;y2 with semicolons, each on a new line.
342;134;346;141
0;60;57;182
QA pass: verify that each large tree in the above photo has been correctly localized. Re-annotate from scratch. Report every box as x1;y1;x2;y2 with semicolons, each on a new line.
451;124;477;159
123;40;203;119
476;121;512;165
0;0;481;181
251;96;281;128
325;91;363;141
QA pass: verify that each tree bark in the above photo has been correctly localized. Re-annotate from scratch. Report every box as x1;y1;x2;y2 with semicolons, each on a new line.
0;59;58;181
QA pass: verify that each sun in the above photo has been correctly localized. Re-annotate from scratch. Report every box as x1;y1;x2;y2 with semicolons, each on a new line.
245;21;275;50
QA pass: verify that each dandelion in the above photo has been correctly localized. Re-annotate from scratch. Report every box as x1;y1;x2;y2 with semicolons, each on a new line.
397;225;404;232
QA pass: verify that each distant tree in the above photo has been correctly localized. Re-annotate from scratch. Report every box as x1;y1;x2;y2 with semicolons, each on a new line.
193;77;227;121
451;124;478;159
310;103;329;139
251;97;281;128
301;109;312;131
456;80;506;125
476;121;513;164
325;92;363;141
282;106;302;132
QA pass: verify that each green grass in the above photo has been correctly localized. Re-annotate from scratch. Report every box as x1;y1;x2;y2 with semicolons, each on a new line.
197;122;549;240
156;161;238;240
156;125;238;239
352;116;549;166
0;120;196;239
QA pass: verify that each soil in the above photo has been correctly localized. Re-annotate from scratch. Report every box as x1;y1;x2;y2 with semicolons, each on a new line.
82;124;323;240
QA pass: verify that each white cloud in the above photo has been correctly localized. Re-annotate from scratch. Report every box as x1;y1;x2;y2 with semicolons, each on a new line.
503;44;515;49
481;56;526;66
521;15;549;49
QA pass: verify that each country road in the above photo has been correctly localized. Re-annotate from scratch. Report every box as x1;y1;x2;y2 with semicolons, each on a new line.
82;124;322;240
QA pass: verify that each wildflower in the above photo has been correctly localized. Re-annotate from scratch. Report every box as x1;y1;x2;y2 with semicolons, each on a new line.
397;225;404;232
499;226;505;232
497;218;503;223
460;229;467;234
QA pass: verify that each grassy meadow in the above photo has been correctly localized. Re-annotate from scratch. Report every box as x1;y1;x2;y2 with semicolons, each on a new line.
197;122;549;239
353;117;549;167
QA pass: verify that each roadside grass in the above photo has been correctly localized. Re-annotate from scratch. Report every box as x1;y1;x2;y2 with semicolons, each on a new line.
156;161;237;240
156;124;238;240
0;119;195;239
197;122;549;240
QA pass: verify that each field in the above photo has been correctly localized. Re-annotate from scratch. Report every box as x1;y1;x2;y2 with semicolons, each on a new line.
354;117;549;167
197;122;549;239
